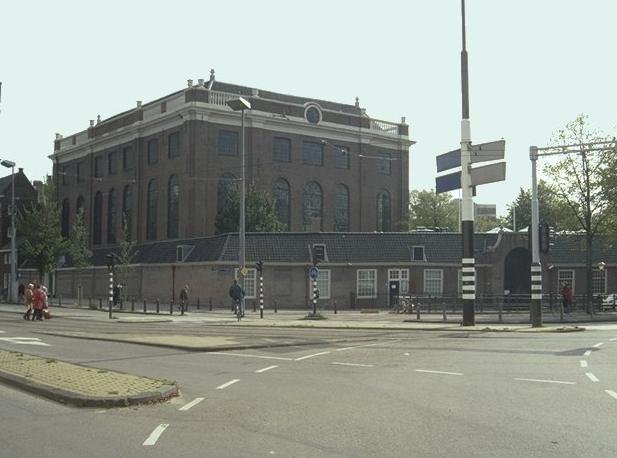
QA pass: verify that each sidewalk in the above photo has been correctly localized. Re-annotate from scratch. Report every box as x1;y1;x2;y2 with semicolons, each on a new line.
0;302;611;408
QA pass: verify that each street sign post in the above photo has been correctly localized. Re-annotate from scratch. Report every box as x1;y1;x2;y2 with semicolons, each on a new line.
309;266;319;280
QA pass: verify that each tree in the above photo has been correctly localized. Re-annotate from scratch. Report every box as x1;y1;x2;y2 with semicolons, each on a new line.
542;114;617;313
17;177;69;283
114;215;138;302
215;184;284;234
68;206;92;305
408;190;459;231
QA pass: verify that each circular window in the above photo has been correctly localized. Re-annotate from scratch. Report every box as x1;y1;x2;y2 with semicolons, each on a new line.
305;106;321;124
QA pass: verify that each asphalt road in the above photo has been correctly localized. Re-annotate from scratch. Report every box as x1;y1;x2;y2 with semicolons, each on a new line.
1;316;617;457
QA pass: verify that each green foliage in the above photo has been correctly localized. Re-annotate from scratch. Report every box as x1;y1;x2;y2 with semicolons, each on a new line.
68;207;92;273
215;184;284;234
16;177;69;280
114;215;138;286
408;189;459;231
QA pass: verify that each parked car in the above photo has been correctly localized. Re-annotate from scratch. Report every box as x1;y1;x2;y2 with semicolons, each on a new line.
602;293;617;308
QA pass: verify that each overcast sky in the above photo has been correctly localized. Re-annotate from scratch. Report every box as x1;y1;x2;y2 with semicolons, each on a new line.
1;0;615;217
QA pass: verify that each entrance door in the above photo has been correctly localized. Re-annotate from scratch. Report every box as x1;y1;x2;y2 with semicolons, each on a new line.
389;281;400;306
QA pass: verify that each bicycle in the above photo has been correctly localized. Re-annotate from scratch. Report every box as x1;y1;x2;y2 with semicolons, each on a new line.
234;299;242;321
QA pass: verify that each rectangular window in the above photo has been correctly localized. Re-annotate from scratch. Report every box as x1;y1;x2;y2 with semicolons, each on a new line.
334;146;349;169
412;246;425;261
77;162;86;183
558;270;574;293
273;137;291;162
108;151;118;175
357;269;377;299
302;141;323;166
592;269;606;295
218;130;238;156
424;269;443;295
388;269;409;294
377;153;391;174
315;269;331;299
94;155;104;178
148;139;159;164
123;146;134;170
62;166;70;186
168;132;180;158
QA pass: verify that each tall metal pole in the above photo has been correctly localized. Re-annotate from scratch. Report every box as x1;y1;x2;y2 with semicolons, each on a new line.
10;165;17;303
529;146;542;327
239;107;246;293
460;0;475;326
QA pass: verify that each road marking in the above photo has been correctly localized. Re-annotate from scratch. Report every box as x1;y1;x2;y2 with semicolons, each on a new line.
606;390;617;400
295;351;330;361
336;343;382;352
515;378;576;385
584;350;592;357
586;373;600;382
610;338;617;342
0;337;50;346
143;424;169;446
580;360;588;368
210;352;292;361
415;369;463;376
332;362;373;367
217;379;240;389
593;342;603;348
255;365;278;373
179;397;205;411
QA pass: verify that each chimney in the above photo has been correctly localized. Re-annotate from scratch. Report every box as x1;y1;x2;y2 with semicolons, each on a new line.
187;79;193;88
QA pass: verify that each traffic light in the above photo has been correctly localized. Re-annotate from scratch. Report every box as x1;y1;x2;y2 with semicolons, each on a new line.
106;253;115;270
312;244;325;266
255;260;263;273
539;222;554;254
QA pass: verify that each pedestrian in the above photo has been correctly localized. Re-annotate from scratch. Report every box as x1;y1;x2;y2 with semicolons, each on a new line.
18;283;25;303
23;283;34;321
228;279;245;317
179;285;189;312
562;282;572;314
41;286;51;319
31;283;44;321
113;283;122;306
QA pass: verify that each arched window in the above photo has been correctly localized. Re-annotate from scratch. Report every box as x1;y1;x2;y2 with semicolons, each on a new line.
107;188;117;244
122;185;133;242
93;192;103;245
302;181;322;232
217;172;237;214
273;178;290;231
334;184;349;232
167;174;180;239
61;199;70;238
377;188;391;232
146;179;158;240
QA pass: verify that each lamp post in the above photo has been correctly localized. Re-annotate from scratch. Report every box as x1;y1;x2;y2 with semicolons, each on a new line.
226;97;251;290
1;159;17;304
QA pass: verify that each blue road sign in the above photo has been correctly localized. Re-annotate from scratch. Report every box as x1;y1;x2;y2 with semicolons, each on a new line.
309;266;319;280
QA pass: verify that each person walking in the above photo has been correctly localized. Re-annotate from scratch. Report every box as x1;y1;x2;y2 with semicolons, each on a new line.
562;282;572;315
31;283;44;321
179;285;189;313
23;283;34;321
228;279;245;317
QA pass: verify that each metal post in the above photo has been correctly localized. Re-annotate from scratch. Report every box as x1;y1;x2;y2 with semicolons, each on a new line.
312;278;318;315
530;146;542;327
460;0;475;326
108;268;113;319
259;273;264;318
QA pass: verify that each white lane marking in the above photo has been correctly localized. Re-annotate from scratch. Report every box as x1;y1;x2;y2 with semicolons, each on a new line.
210;352;292;361
335;343;382;352
415;369;463;376
610;338;617;342
580;360;588;368
586;373;600;382
593;342;604;348
0;337;50;346
255;365;278;373
295;351;331;361
515;378;576;385
606;390;617;400
332;362;373;367
217;379;240;389
179;397;205;411
584;350;592;357
143;424;169;446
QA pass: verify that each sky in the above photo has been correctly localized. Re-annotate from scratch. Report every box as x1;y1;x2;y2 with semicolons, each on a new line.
1;0;616;217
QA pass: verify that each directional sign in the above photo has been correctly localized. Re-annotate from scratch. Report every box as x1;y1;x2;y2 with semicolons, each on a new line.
309;267;319;280
470;162;506;186
436;140;505;172
435;171;461;194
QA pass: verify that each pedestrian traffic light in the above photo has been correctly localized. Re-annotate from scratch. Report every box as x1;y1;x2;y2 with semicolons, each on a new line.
255;260;263;272
312;244;325;266
106;253;115;270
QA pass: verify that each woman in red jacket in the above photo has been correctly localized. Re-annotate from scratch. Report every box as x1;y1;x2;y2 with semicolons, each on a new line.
31;283;44;321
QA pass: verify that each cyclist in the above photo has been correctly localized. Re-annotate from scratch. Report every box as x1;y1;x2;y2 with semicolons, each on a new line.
228;279;245;318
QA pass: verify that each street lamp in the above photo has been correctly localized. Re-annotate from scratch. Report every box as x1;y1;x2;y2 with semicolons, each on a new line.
226;97;251;290
1;159;17;304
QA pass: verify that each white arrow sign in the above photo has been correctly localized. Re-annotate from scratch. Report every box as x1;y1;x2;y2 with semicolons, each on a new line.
0;337;50;346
